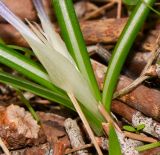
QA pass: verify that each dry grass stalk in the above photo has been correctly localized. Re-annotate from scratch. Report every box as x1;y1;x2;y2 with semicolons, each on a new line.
83;2;116;20
0;137;10;155
124;131;157;143
67;93;103;155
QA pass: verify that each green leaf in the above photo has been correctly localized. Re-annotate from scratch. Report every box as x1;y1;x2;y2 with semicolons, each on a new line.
123;125;136;132
109;124;122;155
141;0;160;16
52;0;101;101
16;88;41;124
123;0;139;5
136;124;145;131
136;142;160;152
0;38;5;44
0;71;73;109
102;0;156;112
7;45;33;57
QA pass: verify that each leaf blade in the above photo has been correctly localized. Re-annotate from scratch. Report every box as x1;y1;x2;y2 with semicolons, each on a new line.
0;71;73;109
52;0;101;101
102;0;156;112
123;125;136;132
109;124;122;155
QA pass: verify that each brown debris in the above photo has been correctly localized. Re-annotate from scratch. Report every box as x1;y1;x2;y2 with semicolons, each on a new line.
124;131;157;143
117;75;160;120
126;52;151;77
1;143;51;155
53;141;65;155
102;123;143;155
0;18;127;47
112;100;135;122
1;17;158;54
112;101;160;139
92;60;160;121
140;30;160;52
0;24;27;47
80;18;127;45
83;2;116;20
0;109;70;154
1;0;36;22
0;1;159;53
1;0;55;22
141;147;160;155
64;118;89;155
0;104;46;150
37;112;70;147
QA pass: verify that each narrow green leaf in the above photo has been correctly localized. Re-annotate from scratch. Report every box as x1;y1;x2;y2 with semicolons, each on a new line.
0;71;73;109
109;124;122;155
7;45;33;57
136;124;145;131
102;0;156;112
141;0;160;16
136;142;160;152
16;89;41;124
0;38;5;44
52;0;101;101
123;125;136;132
123;0;138;5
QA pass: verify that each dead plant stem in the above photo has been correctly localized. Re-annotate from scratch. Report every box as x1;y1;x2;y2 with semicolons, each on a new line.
67;92;103;155
0;137;10;155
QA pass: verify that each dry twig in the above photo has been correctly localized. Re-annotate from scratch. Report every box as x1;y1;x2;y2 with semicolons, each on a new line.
84;2;116;20
64;118;89;155
124;131;157;143
113;33;160;99
0;138;10;155
117;0;122;18
65;144;93;155
98;104;122;132
67;93;103;155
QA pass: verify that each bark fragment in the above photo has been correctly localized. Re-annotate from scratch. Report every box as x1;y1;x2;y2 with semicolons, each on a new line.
112;101;160;139
117;131;142;155
0;18;127;47
92;60;160;120
0;0;55;22
132;112;160;139
0;104;46;149
0;0;36;22
117;75;160;120
64;118;89;155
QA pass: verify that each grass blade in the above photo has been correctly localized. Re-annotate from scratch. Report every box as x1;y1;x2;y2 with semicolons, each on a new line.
102;0;156;112
136;142;160;152
16;89;41;123
109;124;122;155
52;0;101;101
7;45;33;56
68;92;103;155
0;71;73;109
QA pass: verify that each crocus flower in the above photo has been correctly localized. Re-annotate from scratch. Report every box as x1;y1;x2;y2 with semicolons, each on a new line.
0;0;104;134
